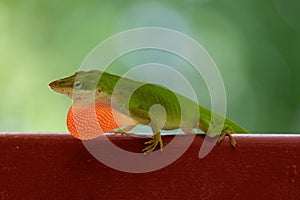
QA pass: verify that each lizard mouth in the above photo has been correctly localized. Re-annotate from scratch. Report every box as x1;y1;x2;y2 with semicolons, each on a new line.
49;83;74;98
49;80;102;102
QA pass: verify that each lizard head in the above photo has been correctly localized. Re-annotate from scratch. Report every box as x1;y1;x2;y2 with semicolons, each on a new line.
49;70;105;99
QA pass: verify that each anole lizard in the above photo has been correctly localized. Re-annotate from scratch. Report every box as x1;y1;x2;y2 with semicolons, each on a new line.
49;70;248;152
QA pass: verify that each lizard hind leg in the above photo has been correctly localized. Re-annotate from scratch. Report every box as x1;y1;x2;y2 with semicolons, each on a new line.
142;104;166;153
142;131;163;153
199;117;237;148
217;125;237;148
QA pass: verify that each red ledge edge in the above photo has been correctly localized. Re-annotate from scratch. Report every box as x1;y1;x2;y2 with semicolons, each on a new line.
0;133;299;200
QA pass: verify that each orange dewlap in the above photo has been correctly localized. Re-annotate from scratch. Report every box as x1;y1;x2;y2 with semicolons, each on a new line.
67;103;120;140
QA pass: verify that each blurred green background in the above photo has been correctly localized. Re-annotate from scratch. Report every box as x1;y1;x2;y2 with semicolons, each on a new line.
0;0;299;133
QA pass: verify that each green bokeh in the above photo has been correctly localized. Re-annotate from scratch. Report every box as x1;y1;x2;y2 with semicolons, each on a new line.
0;0;299;133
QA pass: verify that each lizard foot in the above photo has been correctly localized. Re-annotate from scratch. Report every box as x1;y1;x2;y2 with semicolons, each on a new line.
142;132;163;153
217;132;236;148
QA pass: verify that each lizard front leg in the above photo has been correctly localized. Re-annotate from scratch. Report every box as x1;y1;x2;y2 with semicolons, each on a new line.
109;125;137;135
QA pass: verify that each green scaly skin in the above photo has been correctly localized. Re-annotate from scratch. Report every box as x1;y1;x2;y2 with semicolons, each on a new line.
49;70;248;153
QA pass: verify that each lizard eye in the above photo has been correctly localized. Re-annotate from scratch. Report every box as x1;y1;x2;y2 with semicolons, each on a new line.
74;81;83;89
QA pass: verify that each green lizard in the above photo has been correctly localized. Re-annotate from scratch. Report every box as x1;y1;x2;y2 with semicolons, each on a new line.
49;70;248;152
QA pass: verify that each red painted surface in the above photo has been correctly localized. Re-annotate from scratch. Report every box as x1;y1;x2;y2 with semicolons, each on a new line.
0;134;299;200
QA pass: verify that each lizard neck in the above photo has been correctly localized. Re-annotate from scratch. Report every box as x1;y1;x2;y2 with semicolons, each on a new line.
98;72;121;94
